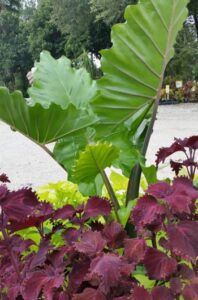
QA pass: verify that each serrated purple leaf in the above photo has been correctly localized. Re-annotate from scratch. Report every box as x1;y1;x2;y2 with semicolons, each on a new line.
83;197;111;219
168;221;198;262
103;221;126;249
124;238;146;264
151;286;173;300
144;248;177;280
74;230;106;257
73;288;106;300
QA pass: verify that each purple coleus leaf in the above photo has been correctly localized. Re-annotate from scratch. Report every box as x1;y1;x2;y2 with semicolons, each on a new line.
170;278;182;296
147;177;198;215
53;291;69;300
147;182;172;199
124;238;146;264
167;221;198;262
73;288;106;300
143;248;177;280
131;195;166;232
68;259;91;294
102;221;126;249
182;278;198;300
9;235;34;254
178;263;196;280
8;202;54;232
156;141;185;166
86;253;132;294
170;160;183;176
2;188;40;222
0;174;10;183
132;286;151;300
151;286;174;300
54;205;75;220
0;185;8;203
29;240;52;270
63;228;80;245
22;266;64;300
178;135;198;149
74;230;107;257
83;196;111;219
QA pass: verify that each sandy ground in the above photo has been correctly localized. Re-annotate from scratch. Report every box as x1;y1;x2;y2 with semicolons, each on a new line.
0;103;198;189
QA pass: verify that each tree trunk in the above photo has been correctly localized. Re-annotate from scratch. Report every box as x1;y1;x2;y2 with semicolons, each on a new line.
194;13;198;39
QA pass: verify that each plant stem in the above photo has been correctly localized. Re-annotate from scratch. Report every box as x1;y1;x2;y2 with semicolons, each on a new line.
39;144;67;173
126;164;142;203
1;226;22;281
126;99;159;204
101;169;120;222
126;0;177;204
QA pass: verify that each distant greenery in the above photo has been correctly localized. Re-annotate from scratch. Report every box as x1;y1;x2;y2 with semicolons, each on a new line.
0;0;197;93
166;22;198;81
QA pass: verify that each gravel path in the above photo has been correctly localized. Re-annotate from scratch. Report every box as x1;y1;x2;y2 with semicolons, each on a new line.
0;103;198;189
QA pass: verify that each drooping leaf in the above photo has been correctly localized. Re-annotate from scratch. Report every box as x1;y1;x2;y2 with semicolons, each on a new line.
29;51;97;109
73;142;119;183
0;88;97;144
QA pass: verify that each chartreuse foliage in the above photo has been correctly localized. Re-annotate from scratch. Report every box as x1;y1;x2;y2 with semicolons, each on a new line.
0;136;198;299
37;180;87;209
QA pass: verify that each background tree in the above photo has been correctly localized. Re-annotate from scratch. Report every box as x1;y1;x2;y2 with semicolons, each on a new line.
0;0;197;92
0;0;20;12
165;22;198;82
0;5;33;92
28;0;66;61
188;0;198;37
89;0;138;26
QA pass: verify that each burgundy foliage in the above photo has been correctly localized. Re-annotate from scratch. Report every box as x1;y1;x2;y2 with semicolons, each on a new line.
0;136;198;300
156;135;198;180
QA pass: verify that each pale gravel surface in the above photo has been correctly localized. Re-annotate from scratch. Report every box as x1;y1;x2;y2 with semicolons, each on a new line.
0;103;198;189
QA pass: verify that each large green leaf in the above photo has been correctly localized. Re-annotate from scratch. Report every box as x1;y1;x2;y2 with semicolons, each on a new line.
54;102;150;178
29;51;97;109
0;88;97;144
92;0;189;136
73;142;120;183
54;128;95;178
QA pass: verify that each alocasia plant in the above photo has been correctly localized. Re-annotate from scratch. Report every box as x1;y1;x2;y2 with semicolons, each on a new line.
0;137;198;299
0;0;190;210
